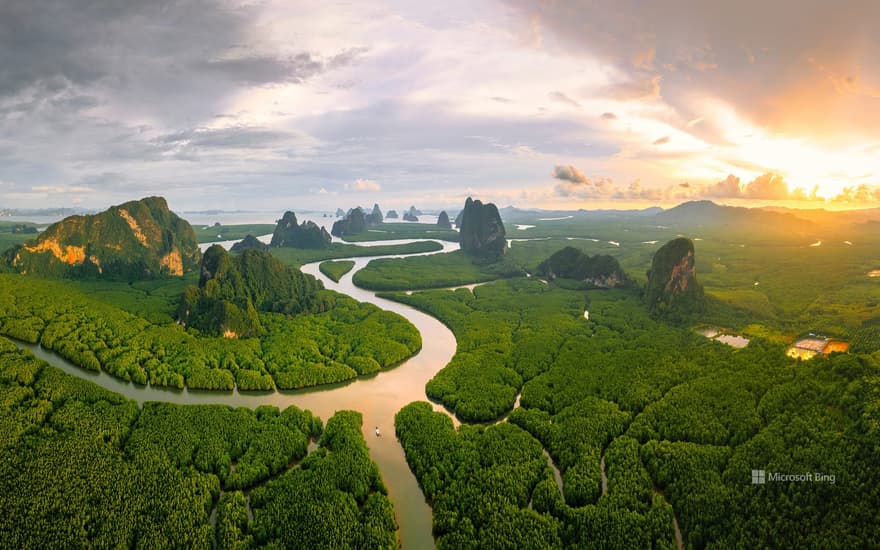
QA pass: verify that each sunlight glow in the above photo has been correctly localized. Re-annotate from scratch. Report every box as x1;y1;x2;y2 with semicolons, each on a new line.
707;100;878;199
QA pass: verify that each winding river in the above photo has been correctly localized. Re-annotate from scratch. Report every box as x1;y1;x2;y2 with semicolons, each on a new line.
16;240;461;550
11;234;686;549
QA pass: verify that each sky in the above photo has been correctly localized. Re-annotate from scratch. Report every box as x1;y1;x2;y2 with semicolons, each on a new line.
1;0;879;212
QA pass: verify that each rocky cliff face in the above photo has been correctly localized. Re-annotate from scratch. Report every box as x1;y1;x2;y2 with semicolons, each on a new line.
4;196;199;279
538;246;630;288
644;237;704;317
437;211;452;229
366;204;383;225
458;197;507;258
331;208;367;237
180;245;326;338
270;211;331;249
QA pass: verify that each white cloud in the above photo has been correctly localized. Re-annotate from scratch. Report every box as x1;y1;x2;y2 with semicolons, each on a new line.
348;178;381;192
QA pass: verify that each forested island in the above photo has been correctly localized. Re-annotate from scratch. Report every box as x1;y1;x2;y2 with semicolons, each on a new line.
0;199;423;392
0;338;396;548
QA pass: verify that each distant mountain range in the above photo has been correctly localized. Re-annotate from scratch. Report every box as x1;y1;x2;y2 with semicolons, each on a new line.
654;200;815;229
0;207;93;218
501;200;880;236
500;205;663;219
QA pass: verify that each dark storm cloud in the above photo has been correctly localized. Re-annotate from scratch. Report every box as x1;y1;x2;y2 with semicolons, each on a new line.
0;0;369;207
1;1;248;98
197;53;326;85
197;48;368;85
0;0;359;121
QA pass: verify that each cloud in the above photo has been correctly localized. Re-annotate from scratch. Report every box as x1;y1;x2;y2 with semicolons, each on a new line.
676;172;789;200
614;179;665;200
702;174;742;198
604;75;662;101
653;136;670;146
554;177;615;199
742;172;790;200
505;0;880;139
830;184;880;204
0;1;362;127
678;172;832;202
552;164;616;198
548;91;581;107
197;49;367;86
154;126;293;151
632;47;656;70
348;178;381;192
31;184;92;193
552;164;589;185
3;1;877;211
548;166;866;205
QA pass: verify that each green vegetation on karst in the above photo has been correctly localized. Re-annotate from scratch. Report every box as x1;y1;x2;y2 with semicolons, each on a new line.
180;245;327;338
332;207;368;237
536;246;632;289
0;273;420;391
319;260;356;283
5;197;202;280
437;211;452;229
193;223;276;244
0;338;396;548
644;237;705;322
270;211;331;249
459;197;508;258
355;250;524;291
230;234;269;253
391;278;880;548
268;240;443;267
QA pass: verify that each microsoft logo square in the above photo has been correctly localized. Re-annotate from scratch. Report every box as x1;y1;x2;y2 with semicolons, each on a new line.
751;470;766;484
